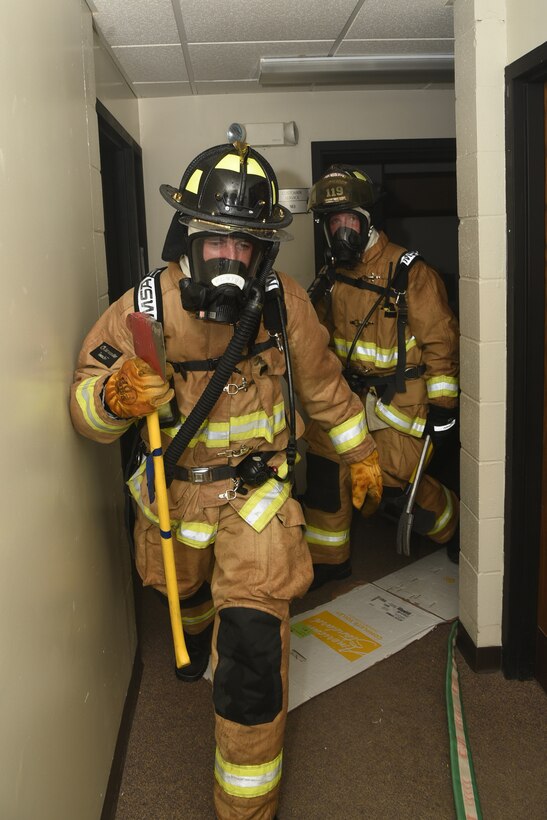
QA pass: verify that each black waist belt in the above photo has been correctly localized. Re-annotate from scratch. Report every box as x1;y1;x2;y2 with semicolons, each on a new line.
358;364;426;387
344;364;426;403
173;465;238;484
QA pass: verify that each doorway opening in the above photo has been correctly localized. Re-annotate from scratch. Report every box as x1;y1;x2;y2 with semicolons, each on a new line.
96;100;149;487
504;41;547;686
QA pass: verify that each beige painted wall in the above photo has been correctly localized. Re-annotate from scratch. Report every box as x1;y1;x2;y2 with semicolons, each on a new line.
138;89;456;290
455;0;547;647
0;3;137;817
506;0;547;63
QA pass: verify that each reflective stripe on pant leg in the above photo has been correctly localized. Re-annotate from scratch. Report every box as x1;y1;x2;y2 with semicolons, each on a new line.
215;747;283;799
180;580;215;634
303;459;352;565
415;477;459;544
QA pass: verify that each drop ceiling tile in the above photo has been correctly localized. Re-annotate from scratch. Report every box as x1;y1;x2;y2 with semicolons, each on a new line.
189;41;333;81
113;45;188;83
91;0;179;46
349;0;454;39
178;0;359;42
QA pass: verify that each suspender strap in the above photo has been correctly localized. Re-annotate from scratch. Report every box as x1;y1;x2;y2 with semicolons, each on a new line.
335;272;389;296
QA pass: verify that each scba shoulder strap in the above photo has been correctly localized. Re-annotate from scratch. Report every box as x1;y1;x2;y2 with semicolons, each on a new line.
134;268;284;373
342;250;422;397
335;249;422;299
134;267;166;324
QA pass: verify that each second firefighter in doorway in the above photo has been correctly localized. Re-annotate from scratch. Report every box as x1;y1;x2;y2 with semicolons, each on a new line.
303;165;460;590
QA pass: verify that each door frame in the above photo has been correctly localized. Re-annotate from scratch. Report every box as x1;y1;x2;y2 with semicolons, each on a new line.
504;41;547;680
96;99;148;302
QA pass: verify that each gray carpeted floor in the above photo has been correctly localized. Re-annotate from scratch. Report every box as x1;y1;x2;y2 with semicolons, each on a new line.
116;514;547;820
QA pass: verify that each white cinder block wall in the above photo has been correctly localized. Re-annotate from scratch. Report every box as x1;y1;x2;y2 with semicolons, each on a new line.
454;1;507;647
454;0;547;648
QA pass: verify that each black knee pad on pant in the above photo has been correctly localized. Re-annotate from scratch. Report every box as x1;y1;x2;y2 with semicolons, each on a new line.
304;453;341;513
213;607;282;725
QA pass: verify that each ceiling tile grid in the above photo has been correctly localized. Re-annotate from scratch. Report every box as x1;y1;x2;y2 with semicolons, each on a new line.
89;0;455;97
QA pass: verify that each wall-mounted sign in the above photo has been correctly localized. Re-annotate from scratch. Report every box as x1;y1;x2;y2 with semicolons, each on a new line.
278;188;310;214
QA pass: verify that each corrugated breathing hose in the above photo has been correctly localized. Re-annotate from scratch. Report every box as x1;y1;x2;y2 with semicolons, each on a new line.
163;243;279;486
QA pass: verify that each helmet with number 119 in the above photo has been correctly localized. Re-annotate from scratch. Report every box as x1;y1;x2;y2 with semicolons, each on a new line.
307;165;381;268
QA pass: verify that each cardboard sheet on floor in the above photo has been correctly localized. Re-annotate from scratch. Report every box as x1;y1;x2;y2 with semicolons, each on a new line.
372;549;459;622
287;585;442;711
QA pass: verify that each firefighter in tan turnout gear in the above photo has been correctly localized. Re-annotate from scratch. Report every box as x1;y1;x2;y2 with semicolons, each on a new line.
303;165;460;591
70;132;382;820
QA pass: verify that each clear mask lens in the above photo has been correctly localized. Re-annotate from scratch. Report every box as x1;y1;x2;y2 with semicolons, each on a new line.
188;233;263;286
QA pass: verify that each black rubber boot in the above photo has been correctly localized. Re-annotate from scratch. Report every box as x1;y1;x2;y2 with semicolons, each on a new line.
309;559;352;592
175;622;213;682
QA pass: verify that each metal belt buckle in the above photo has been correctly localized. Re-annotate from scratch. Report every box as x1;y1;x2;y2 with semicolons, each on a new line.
189;467;213;484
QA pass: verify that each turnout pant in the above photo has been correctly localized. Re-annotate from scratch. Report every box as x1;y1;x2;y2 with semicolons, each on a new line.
303;420;459;566
134;497;313;820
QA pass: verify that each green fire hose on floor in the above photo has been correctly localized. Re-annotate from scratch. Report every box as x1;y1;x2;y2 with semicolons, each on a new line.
446;621;483;820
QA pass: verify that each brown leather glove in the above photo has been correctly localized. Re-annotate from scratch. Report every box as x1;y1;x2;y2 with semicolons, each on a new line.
104;357;175;419
349;450;383;517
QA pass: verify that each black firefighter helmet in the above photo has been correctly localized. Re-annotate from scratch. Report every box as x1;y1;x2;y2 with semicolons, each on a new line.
160;136;293;322
308;165;381;268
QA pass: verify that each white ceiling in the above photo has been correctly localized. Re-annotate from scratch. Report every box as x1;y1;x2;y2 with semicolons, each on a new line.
89;0;455;98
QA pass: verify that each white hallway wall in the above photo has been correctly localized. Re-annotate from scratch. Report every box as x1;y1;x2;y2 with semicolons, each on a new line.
0;3;138;818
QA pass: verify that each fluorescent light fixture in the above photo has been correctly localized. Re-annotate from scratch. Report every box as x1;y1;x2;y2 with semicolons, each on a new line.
259;54;454;86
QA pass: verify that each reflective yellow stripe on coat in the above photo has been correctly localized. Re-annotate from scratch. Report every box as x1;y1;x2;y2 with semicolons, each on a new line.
215;748;283;799
426;375;459;399
160;401;286;448
328;409;368;454
334;335;418;369
375;400;426;438
75;377;132;435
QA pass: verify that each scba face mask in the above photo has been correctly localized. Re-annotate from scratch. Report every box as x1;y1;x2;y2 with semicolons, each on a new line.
180;230;266;323
325;209;370;269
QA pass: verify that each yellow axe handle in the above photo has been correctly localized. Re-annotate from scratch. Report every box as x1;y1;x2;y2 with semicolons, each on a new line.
145;409;190;669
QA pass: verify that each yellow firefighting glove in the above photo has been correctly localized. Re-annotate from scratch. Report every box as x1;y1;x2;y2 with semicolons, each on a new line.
349;450;383;517
104;357;175;419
